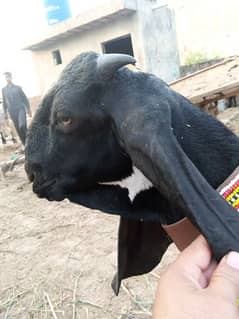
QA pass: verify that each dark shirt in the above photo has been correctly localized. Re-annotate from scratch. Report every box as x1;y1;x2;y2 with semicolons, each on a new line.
2;84;30;116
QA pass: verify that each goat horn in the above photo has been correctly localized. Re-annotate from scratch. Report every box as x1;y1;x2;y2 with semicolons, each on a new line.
97;53;136;80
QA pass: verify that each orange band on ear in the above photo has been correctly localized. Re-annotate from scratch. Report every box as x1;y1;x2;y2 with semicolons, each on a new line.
162;218;200;251
162;166;239;251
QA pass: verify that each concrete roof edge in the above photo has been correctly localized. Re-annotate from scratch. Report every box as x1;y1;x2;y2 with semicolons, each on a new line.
23;0;137;51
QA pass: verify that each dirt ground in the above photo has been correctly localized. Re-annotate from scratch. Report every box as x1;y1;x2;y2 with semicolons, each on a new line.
0;149;178;319
217;106;239;136
0;107;238;319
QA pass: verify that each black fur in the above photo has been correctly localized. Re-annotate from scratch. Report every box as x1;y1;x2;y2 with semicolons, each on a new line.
25;51;239;294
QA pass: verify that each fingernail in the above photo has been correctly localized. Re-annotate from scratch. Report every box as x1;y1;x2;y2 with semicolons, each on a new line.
226;252;239;270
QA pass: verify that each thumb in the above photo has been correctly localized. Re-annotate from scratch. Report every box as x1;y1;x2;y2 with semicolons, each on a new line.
209;251;239;302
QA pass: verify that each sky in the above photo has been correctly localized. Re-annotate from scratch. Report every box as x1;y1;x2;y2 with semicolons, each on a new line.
0;0;110;96
172;0;239;62
0;0;45;96
0;0;239;97
0;0;82;96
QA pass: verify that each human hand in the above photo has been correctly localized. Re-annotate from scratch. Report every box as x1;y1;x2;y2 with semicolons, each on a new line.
153;235;239;319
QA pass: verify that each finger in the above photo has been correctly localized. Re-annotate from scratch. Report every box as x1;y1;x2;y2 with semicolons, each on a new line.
160;236;213;290
203;259;217;286
173;235;213;288
178;235;211;268
209;251;239;302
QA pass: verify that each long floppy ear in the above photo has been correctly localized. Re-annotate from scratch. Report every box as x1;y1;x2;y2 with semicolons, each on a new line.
68;185;172;294
119;106;239;261
97;54;136;80
111;217;171;295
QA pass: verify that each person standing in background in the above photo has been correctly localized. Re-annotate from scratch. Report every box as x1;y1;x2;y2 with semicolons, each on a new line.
0;101;17;144
2;72;32;145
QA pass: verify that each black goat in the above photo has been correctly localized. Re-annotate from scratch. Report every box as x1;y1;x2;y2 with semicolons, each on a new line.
25;52;239;294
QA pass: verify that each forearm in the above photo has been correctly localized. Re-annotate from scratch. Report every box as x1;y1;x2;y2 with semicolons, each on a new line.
25;99;31;112
19;88;31;114
25;103;31;115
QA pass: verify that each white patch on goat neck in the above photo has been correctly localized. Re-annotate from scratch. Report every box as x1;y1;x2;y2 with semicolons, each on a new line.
100;166;153;202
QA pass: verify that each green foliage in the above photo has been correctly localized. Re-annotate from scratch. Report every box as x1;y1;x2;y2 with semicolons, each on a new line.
184;51;220;65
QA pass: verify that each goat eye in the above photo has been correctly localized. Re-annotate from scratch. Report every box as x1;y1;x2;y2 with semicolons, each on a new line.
62;118;73;126
55;112;76;132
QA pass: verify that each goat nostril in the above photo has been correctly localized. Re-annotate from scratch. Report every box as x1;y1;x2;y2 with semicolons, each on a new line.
32;178;57;195
27;163;43;182
28;173;34;182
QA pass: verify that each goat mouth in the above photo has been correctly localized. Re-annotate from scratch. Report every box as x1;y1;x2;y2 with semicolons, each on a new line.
33;179;59;199
33;176;100;202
